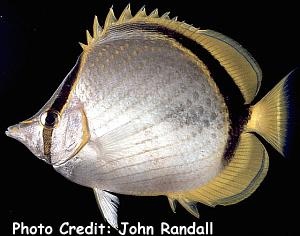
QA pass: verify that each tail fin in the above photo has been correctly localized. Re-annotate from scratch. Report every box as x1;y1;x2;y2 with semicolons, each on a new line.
247;69;298;156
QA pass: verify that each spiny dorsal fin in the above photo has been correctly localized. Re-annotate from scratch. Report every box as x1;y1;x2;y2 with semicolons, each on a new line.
172;16;178;21
86;30;92;45
93;15;102;38
79;16;102;50
161;12;171;19
79;42;87;50
134;6;147;18
149;9;159;18
79;5;262;102
119;4;132;22
103;8;117;32
79;6;180;50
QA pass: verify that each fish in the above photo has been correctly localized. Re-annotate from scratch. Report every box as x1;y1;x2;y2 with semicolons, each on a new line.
5;5;296;229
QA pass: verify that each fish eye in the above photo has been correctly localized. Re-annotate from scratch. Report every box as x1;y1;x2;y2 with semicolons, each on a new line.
40;110;60;128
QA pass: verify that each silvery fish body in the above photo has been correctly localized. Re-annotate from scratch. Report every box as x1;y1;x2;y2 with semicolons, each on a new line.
6;5;295;228
62;32;228;194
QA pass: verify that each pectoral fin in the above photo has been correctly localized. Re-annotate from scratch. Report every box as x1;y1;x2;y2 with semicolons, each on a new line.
93;188;119;229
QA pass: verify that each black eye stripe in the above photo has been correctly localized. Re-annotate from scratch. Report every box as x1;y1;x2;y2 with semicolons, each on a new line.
40;110;60;128
41;110;60;161
45;112;58;126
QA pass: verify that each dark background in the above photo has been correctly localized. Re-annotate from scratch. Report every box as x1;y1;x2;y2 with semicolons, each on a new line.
1;0;299;235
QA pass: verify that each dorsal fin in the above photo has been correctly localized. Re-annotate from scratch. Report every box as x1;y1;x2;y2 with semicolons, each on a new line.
133;6;147;18
103;8;117;32
171;16;178;21
79;6;262;103
149;9;159;18
161;12;171;19
86;30;92;45
118;4;132;22
195;30;262;104
93;16;102;38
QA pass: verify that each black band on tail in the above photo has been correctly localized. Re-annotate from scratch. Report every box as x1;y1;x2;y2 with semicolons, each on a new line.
283;68;299;157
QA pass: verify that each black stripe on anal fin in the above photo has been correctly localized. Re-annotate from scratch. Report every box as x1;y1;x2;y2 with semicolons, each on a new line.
111;23;250;161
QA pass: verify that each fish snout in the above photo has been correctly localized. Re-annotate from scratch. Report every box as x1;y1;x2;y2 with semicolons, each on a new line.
5;121;48;162
5;121;35;144
5;123;21;139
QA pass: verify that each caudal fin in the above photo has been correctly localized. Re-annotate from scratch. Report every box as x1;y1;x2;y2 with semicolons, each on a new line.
167;70;297;213
247;69;298;156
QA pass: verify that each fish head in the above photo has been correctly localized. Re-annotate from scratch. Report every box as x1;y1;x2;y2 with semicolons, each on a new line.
6;99;90;166
6;117;45;161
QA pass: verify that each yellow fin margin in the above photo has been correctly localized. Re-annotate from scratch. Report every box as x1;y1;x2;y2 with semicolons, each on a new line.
247;73;291;156
196;30;262;104
168;133;269;209
80;5;262;104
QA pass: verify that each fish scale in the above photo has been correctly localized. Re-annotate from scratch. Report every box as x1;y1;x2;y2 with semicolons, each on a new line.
70;35;228;191
78;38;226;141
6;5;295;229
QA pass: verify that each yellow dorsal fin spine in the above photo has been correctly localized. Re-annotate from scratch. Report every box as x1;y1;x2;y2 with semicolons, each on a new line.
118;4;132;22
103;8;117;32
86;30;92;45
134;6;147;18
79;42;87;50
149;9;159;18
93;16;102;38
80;6;261;103
161;12;171;19
172;16;178;21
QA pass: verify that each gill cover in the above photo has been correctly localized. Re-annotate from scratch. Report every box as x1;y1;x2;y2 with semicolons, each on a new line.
6;52;90;166
50;100;90;166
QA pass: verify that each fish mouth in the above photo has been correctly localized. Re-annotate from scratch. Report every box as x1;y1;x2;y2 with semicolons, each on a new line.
6;122;49;163
6;120;34;140
5;124;20;140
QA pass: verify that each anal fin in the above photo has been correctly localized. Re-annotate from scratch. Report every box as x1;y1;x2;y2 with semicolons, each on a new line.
168;197;177;213
168;197;199;217
168;133;269;212
178;199;199;218
94;188;119;229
